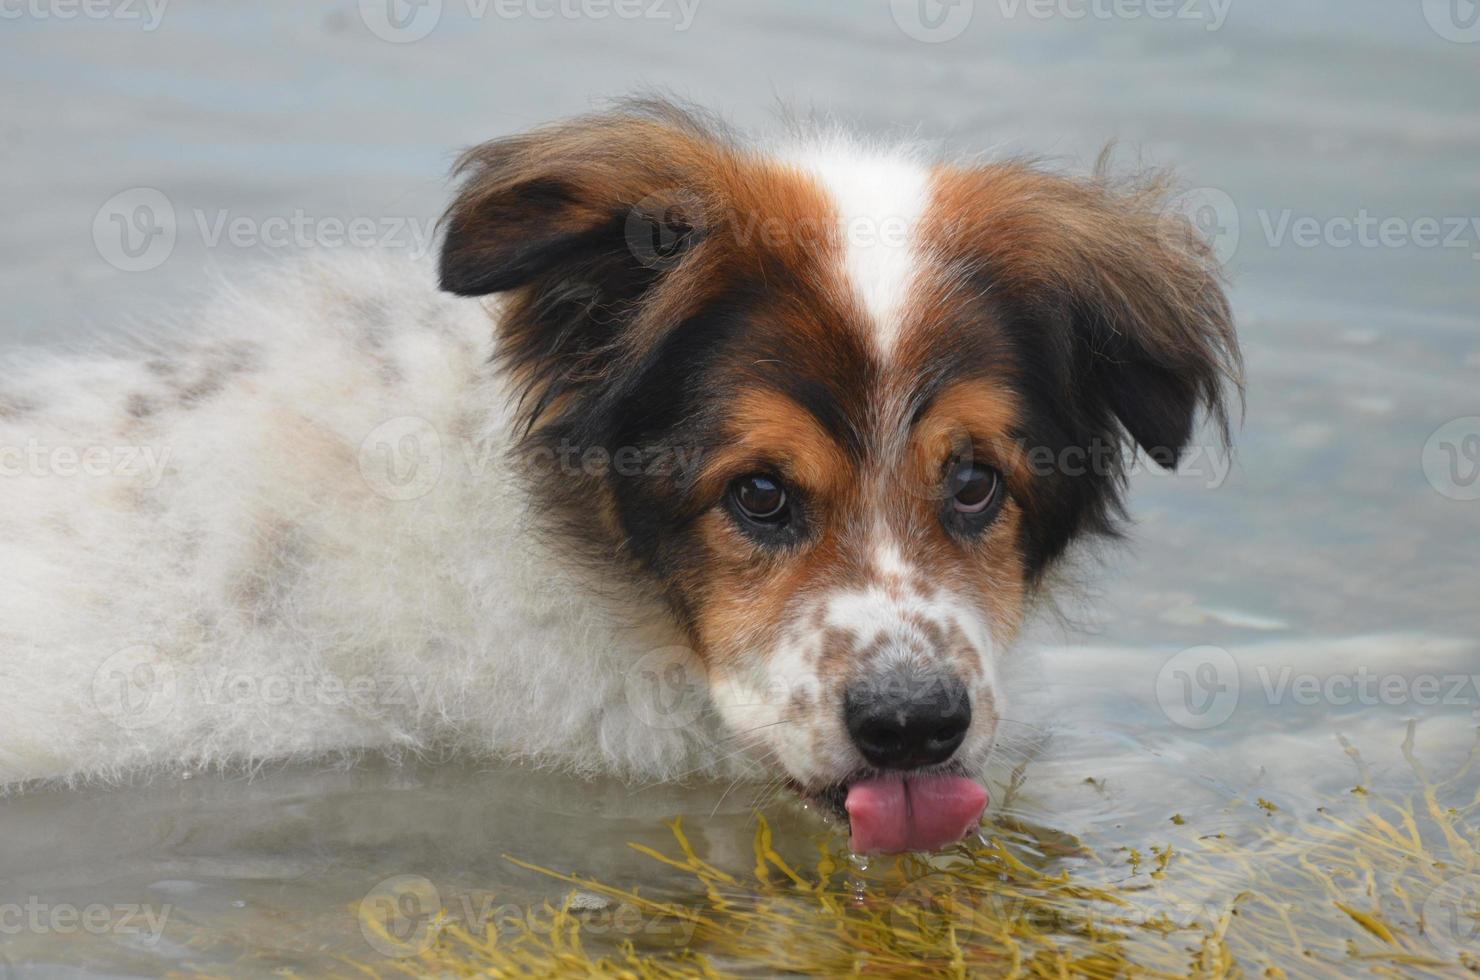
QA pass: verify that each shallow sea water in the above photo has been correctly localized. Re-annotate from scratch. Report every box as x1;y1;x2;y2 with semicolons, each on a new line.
2;1;1479;976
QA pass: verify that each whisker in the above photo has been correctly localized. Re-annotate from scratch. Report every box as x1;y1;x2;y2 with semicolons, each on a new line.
710;772;754;817
716;719;794;742
747;774;790;813
627;735;771;789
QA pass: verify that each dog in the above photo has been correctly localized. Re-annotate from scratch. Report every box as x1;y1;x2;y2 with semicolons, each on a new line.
0;100;1238;854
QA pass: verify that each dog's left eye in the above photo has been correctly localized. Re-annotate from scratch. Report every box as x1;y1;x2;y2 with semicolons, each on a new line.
949;462;998;513
944;460;1004;531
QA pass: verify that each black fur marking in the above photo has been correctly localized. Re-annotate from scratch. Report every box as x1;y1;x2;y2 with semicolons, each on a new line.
978;280;1233;580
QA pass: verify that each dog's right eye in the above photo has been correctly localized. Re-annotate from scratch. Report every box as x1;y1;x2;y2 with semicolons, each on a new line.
729;474;790;526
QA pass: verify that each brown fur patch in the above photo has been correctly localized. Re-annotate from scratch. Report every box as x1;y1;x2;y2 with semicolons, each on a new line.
908;380;1025;489
0;392;36;421
692;388;851;505
126;393;156;420
924;161;1230;348
923;159;1241;460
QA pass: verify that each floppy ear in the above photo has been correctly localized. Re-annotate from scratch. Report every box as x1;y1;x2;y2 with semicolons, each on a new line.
937;162;1242;469
439;105;721;298
1066;180;1239;469
1069;257;1236;470
439;102;731;432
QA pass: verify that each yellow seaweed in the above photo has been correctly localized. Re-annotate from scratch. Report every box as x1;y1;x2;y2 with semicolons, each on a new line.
349;725;1480;979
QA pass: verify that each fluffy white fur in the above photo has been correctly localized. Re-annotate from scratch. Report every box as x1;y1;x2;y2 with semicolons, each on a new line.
0;252;738;792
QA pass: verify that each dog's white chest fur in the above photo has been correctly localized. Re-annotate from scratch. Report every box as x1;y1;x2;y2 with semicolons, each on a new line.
0;252;731;791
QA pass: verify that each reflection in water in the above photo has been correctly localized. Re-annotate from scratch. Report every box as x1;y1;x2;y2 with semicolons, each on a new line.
1;717;1474;975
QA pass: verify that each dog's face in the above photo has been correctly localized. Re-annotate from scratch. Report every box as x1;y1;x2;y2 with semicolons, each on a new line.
441;101;1238;851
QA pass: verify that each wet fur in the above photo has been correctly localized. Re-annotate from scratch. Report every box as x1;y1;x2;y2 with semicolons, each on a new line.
0;99;1239;797
0;254;727;791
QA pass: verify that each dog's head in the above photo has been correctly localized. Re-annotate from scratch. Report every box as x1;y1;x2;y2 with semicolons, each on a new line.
440;101;1239;852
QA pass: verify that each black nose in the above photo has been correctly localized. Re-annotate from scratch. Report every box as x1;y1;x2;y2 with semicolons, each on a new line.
843;672;971;770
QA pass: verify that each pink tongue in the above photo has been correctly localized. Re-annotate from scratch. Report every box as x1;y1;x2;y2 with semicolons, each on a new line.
844;774;988;854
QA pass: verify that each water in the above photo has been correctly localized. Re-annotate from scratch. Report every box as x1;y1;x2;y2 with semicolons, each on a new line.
2;1;1479;975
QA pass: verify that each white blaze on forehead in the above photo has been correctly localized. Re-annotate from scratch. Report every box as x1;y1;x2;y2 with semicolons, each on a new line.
787;145;930;358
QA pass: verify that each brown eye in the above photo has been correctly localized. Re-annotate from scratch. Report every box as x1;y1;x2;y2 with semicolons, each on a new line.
731;474;789;524
948;461;1001;516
